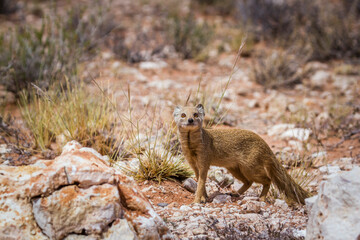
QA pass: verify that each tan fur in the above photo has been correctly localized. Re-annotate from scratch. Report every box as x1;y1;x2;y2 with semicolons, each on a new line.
173;104;309;204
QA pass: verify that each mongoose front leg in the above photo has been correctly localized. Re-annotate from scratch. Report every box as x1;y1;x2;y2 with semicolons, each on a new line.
187;158;199;181
193;164;209;203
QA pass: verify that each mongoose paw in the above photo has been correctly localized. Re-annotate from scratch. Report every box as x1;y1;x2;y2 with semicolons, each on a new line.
259;196;267;202
193;195;206;204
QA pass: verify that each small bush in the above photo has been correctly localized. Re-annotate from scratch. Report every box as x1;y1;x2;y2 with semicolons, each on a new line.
304;1;360;60
235;0;360;60
0;21;77;98
250;50;308;89
64;4;116;53
168;13;213;59
235;0;304;41
0;0;17;14
193;0;235;16
0;1;115;97
20;81;120;157
121;113;193;182
125;145;193;182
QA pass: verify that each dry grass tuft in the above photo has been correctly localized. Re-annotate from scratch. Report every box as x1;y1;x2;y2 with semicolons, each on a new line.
20;80;120;158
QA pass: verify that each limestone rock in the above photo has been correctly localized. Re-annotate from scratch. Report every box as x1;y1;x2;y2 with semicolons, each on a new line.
0;141;172;240
306;167;360;240
32;184;121;239
103;219;138;240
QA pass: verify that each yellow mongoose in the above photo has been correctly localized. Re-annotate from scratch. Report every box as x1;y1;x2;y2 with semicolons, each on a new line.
173;104;309;204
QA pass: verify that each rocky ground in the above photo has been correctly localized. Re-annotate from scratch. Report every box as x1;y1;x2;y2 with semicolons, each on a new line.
1;0;360;239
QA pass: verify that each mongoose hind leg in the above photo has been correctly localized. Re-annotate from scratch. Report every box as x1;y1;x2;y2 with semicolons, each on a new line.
226;167;253;196
259;183;270;201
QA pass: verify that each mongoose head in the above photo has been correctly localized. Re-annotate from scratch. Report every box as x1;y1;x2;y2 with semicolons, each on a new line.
173;104;205;130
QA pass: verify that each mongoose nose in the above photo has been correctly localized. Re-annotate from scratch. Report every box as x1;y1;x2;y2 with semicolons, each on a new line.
188;118;194;123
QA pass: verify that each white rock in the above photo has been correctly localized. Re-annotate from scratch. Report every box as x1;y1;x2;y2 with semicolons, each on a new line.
134;72;147;83
32;184;122;239
310;70;331;87
212;194;231;204
231;180;243;192
288;140;303;151
103;219;137;240
267;124;295;136
0;141;171;240
305;195;317;211
274;199;288;210
293;229;306;238
246;99;260;108
139;61;168;70
306;167;360;240
335;157;353;165
280;128;312;141
0;144;11;154
179;205;192;211
305;61;329;71
311;151;327;159
208;168;234;188
147;79;182;89
333;75;357;92
318;164;341;175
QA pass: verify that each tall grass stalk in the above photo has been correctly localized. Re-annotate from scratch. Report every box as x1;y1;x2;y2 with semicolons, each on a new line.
207;37;246;127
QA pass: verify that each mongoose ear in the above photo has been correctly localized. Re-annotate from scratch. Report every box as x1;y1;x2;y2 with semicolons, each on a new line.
173;105;182;117
196;104;205;116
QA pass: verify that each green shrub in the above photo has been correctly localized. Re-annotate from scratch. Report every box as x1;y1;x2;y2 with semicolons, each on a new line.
168;13;213;59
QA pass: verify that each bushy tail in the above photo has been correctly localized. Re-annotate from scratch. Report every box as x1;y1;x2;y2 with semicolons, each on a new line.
267;157;310;204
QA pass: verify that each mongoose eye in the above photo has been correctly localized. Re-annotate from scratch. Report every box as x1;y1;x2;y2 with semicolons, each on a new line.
181;113;186;118
193;113;199;118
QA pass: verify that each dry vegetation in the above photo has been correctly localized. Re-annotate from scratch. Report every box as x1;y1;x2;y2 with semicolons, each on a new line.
1;1;360;238
1;0;358;187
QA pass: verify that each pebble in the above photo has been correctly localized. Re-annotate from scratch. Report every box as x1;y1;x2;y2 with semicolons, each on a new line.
157;202;168;207
212;194;231;204
182;178;197;193
192;227;206;235
0;144;11;154
319;164;341;174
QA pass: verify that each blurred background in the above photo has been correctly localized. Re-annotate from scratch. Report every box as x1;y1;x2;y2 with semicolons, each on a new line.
0;0;359;171
1;2;359;238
